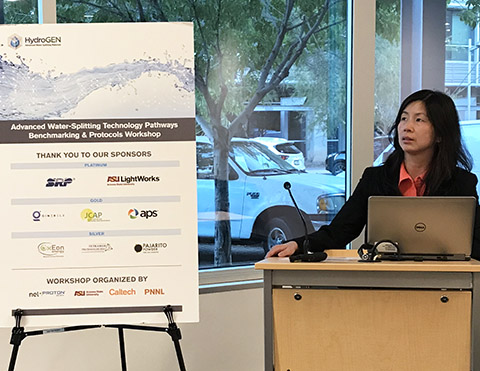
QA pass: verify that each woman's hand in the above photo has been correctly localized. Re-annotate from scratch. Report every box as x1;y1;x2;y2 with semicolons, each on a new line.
265;241;299;258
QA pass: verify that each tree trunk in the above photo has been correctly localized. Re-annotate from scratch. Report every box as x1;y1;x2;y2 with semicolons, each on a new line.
213;136;232;265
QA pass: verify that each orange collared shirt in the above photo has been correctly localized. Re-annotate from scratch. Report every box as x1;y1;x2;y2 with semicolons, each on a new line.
398;162;426;196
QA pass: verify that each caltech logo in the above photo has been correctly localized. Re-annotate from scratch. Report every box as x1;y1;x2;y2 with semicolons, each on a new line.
38;242;64;257
81;208;109;222
33;210;66;222
8;34;22;49
128;208;158;219
46;178;73;187
134;242;167;254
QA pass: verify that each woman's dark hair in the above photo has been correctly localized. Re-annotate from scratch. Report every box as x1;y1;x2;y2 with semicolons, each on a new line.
385;89;472;195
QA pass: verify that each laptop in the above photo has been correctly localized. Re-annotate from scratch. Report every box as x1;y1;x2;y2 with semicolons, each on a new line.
367;196;476;261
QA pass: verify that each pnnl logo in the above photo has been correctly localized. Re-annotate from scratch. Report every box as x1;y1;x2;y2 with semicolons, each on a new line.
8;34;22;49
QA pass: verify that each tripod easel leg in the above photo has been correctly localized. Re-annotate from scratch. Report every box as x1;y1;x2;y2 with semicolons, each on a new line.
164;306;186;371
118;327;128;371
8;310;26;371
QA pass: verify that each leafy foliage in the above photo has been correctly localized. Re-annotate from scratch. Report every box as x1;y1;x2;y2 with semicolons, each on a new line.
5;0;37;24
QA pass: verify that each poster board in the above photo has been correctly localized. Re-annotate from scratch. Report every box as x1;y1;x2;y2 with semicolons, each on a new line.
0;23;198;327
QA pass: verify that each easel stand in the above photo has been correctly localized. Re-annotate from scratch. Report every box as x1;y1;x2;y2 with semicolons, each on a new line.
8;305;186;371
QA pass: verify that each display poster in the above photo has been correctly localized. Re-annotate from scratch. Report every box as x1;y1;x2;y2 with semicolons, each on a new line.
0;23;198;327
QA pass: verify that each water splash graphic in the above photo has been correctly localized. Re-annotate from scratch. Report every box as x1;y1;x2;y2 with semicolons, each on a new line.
0;56;194;120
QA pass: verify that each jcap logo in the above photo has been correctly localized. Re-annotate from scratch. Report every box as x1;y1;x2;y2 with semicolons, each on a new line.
8;34;22;49
81;208;109;222
46;178;73;187
128;208;158;219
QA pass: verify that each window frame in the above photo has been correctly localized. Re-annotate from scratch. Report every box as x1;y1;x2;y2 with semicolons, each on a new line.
36;0;376;291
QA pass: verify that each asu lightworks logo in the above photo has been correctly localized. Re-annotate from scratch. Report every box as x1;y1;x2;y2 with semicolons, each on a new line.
107;175;160;186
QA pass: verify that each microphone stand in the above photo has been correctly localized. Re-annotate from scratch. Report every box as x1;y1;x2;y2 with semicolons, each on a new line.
283;182;327;262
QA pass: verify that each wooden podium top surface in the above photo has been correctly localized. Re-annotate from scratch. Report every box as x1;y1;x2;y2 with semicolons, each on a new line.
255;249;480;273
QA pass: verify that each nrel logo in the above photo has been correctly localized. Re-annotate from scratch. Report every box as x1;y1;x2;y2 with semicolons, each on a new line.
46;178;73;187
128;208;158;219
8;34;22;49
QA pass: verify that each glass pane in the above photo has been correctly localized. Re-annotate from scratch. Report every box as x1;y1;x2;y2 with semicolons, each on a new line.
374;0;400;164
445;3;480;195
4;0;38;24
57;0;349;269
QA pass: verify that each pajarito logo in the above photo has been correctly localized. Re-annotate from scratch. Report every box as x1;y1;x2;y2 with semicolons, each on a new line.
134;242;167;254
8;34;22;49
38;242;64;257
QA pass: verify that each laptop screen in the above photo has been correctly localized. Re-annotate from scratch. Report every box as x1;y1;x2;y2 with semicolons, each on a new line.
367;196;476;259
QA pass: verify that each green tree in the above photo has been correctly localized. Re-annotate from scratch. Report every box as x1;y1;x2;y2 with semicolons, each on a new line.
57;0;345;266
4;0;37;24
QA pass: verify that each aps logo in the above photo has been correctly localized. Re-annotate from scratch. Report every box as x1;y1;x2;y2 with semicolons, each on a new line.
46;178;73;187
128;208;158;219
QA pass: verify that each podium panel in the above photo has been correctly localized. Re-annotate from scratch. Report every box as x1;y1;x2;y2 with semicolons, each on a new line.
256;253;480;371
273;288;470;371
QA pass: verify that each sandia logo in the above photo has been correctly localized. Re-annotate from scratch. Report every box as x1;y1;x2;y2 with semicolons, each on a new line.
8;34;22;49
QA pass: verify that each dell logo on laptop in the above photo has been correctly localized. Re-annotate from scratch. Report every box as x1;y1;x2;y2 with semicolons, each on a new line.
414;222;426;232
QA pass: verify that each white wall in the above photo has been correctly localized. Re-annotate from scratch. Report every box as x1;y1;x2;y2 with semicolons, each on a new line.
0;288;264;371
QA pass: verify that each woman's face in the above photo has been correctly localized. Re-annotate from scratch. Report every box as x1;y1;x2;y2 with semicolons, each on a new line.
397;100;437;159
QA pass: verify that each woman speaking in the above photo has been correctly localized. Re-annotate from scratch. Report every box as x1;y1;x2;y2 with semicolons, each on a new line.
266;89;480;259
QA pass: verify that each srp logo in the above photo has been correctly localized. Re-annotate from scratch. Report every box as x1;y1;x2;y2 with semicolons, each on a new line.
46;178;73;187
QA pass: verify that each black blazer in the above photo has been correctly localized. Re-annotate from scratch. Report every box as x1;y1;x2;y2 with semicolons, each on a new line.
293;165;480;259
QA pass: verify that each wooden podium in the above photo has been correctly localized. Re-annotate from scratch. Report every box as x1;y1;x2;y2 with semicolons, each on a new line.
255;250;480;371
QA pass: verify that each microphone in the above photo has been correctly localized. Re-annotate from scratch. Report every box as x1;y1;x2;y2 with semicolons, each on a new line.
283;182;327;262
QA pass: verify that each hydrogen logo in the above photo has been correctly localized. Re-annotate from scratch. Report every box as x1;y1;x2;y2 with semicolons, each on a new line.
8;34;22;49
128;208;139;219
33;211;41;221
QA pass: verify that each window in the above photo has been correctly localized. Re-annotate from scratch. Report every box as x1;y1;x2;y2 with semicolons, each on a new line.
3;0;38;24
53;0;349;269
374;0;400;163
446;1;480;194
